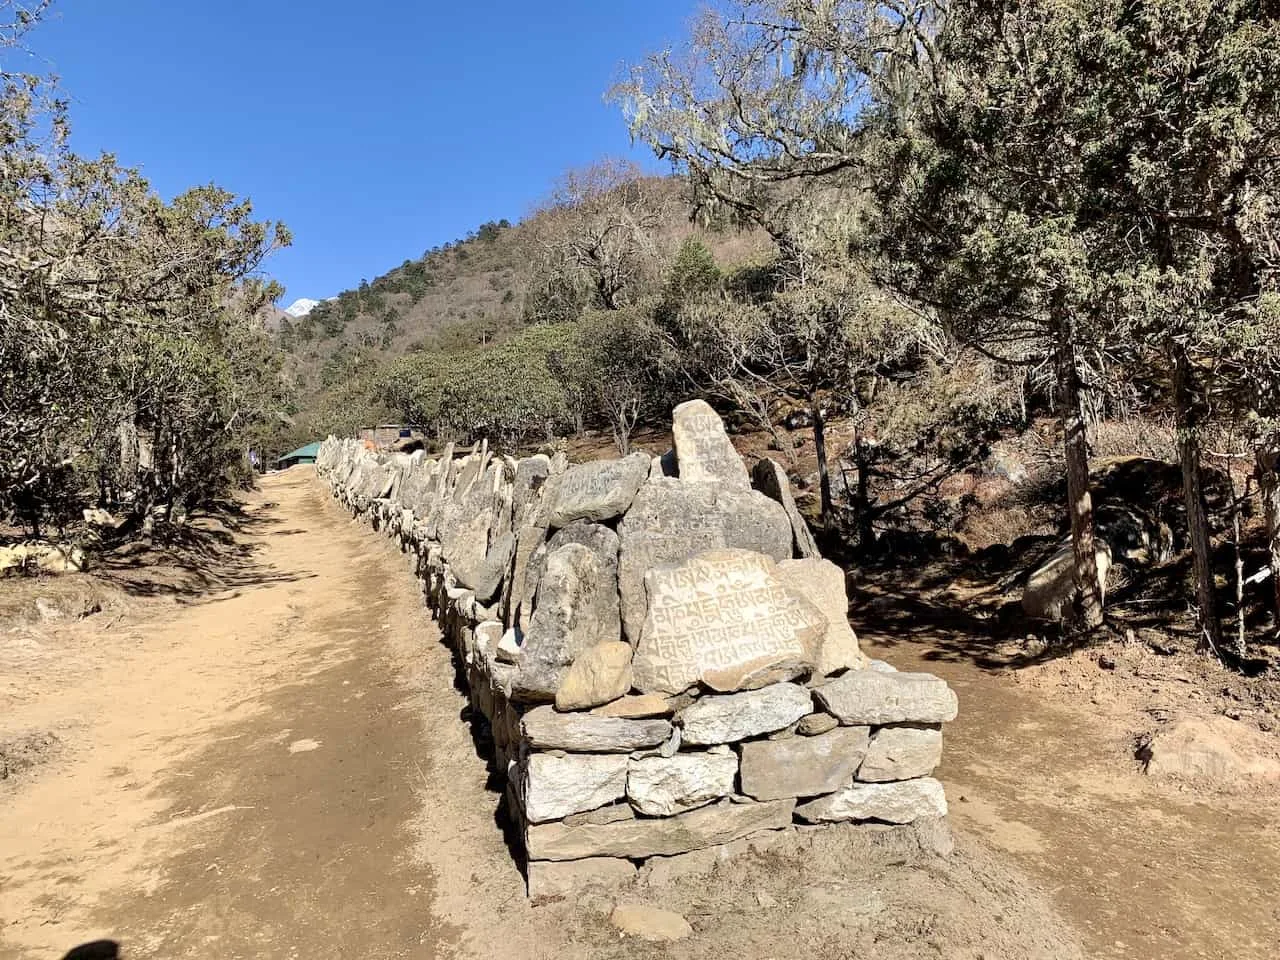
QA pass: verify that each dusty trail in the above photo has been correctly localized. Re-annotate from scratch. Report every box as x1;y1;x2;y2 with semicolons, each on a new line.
0;470;466;959
862;629;1280;960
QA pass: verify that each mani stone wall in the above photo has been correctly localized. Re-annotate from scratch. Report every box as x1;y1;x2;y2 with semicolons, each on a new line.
315;400;958;896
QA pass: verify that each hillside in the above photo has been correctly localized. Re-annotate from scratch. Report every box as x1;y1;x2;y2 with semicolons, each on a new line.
274;176;770;423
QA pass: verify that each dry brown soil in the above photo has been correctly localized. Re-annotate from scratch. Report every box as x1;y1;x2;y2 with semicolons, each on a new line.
0;469;1272;959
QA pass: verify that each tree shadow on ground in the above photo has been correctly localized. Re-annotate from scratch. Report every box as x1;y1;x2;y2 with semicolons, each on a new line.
92;499;313;602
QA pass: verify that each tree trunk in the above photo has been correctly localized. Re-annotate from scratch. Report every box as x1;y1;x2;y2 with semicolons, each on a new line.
1171;344;1222;652
854;433;875;552
810;391;833;531
1054;306;1104;630
1256;441;1280;628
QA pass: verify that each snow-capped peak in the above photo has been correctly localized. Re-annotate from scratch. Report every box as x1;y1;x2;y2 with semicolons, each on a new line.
284;298;321;318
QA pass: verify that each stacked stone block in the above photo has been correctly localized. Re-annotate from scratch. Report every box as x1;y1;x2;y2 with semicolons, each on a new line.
315;400;958;896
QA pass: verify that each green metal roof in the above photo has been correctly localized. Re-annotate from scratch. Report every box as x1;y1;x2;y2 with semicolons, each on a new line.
278;441;322;463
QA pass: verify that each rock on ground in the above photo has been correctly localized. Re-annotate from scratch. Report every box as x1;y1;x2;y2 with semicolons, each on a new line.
1139;717;1280;781
526;797;796;861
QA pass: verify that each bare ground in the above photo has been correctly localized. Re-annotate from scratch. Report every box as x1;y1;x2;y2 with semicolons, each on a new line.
0;470;1272;959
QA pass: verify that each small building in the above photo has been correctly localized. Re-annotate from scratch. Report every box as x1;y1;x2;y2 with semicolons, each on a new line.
276;441;322;469
359;424;419;448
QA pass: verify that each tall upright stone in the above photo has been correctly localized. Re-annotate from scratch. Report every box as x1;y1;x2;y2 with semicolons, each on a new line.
752;457;821;558
512;543;622;701
671;399;752;490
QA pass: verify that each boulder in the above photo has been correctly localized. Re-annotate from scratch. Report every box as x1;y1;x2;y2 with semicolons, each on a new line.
677;683;814;745
794;777;947;824
632;549;824;694
547;453;651;529
671;399;751;490
1138;717;1280;781
1021;540;1112;621
773;557;867;676
525;797;796;861
520;753;629;823
555;642;635;712
512;544;622;701
814;670;958;726
627;746;738;816
610;904;693;942
738;725;871;801
591;694;673;719
521;706;672;753
858;725;943;782
752;457;821;558
617;479;793;643
527;857;636;899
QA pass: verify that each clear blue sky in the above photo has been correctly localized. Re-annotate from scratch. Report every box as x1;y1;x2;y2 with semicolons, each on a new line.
28;0;697;304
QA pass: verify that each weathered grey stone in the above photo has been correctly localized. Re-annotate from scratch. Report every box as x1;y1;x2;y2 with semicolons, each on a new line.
814;670;958;726
520;753;629;823
797;712;839;736
526;797;796;861
521;706;672;753
555;642;634;712
512;543;622;701
627;746;738;816
678;683;814;745
546;453;650;529
527;857;636;899
672;399;751;490
794;778;947;824
774;557;867;676
739;726;871;801
633;550;824;695
752;457;821;558
610;904;692;942
563;802;636;827
868;659;898;673
617;479;793;644
591;694;673;719
858;725;943;782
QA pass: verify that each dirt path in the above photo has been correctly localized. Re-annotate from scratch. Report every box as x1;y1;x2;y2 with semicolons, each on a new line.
0;470;467;958
861;628;1280;960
